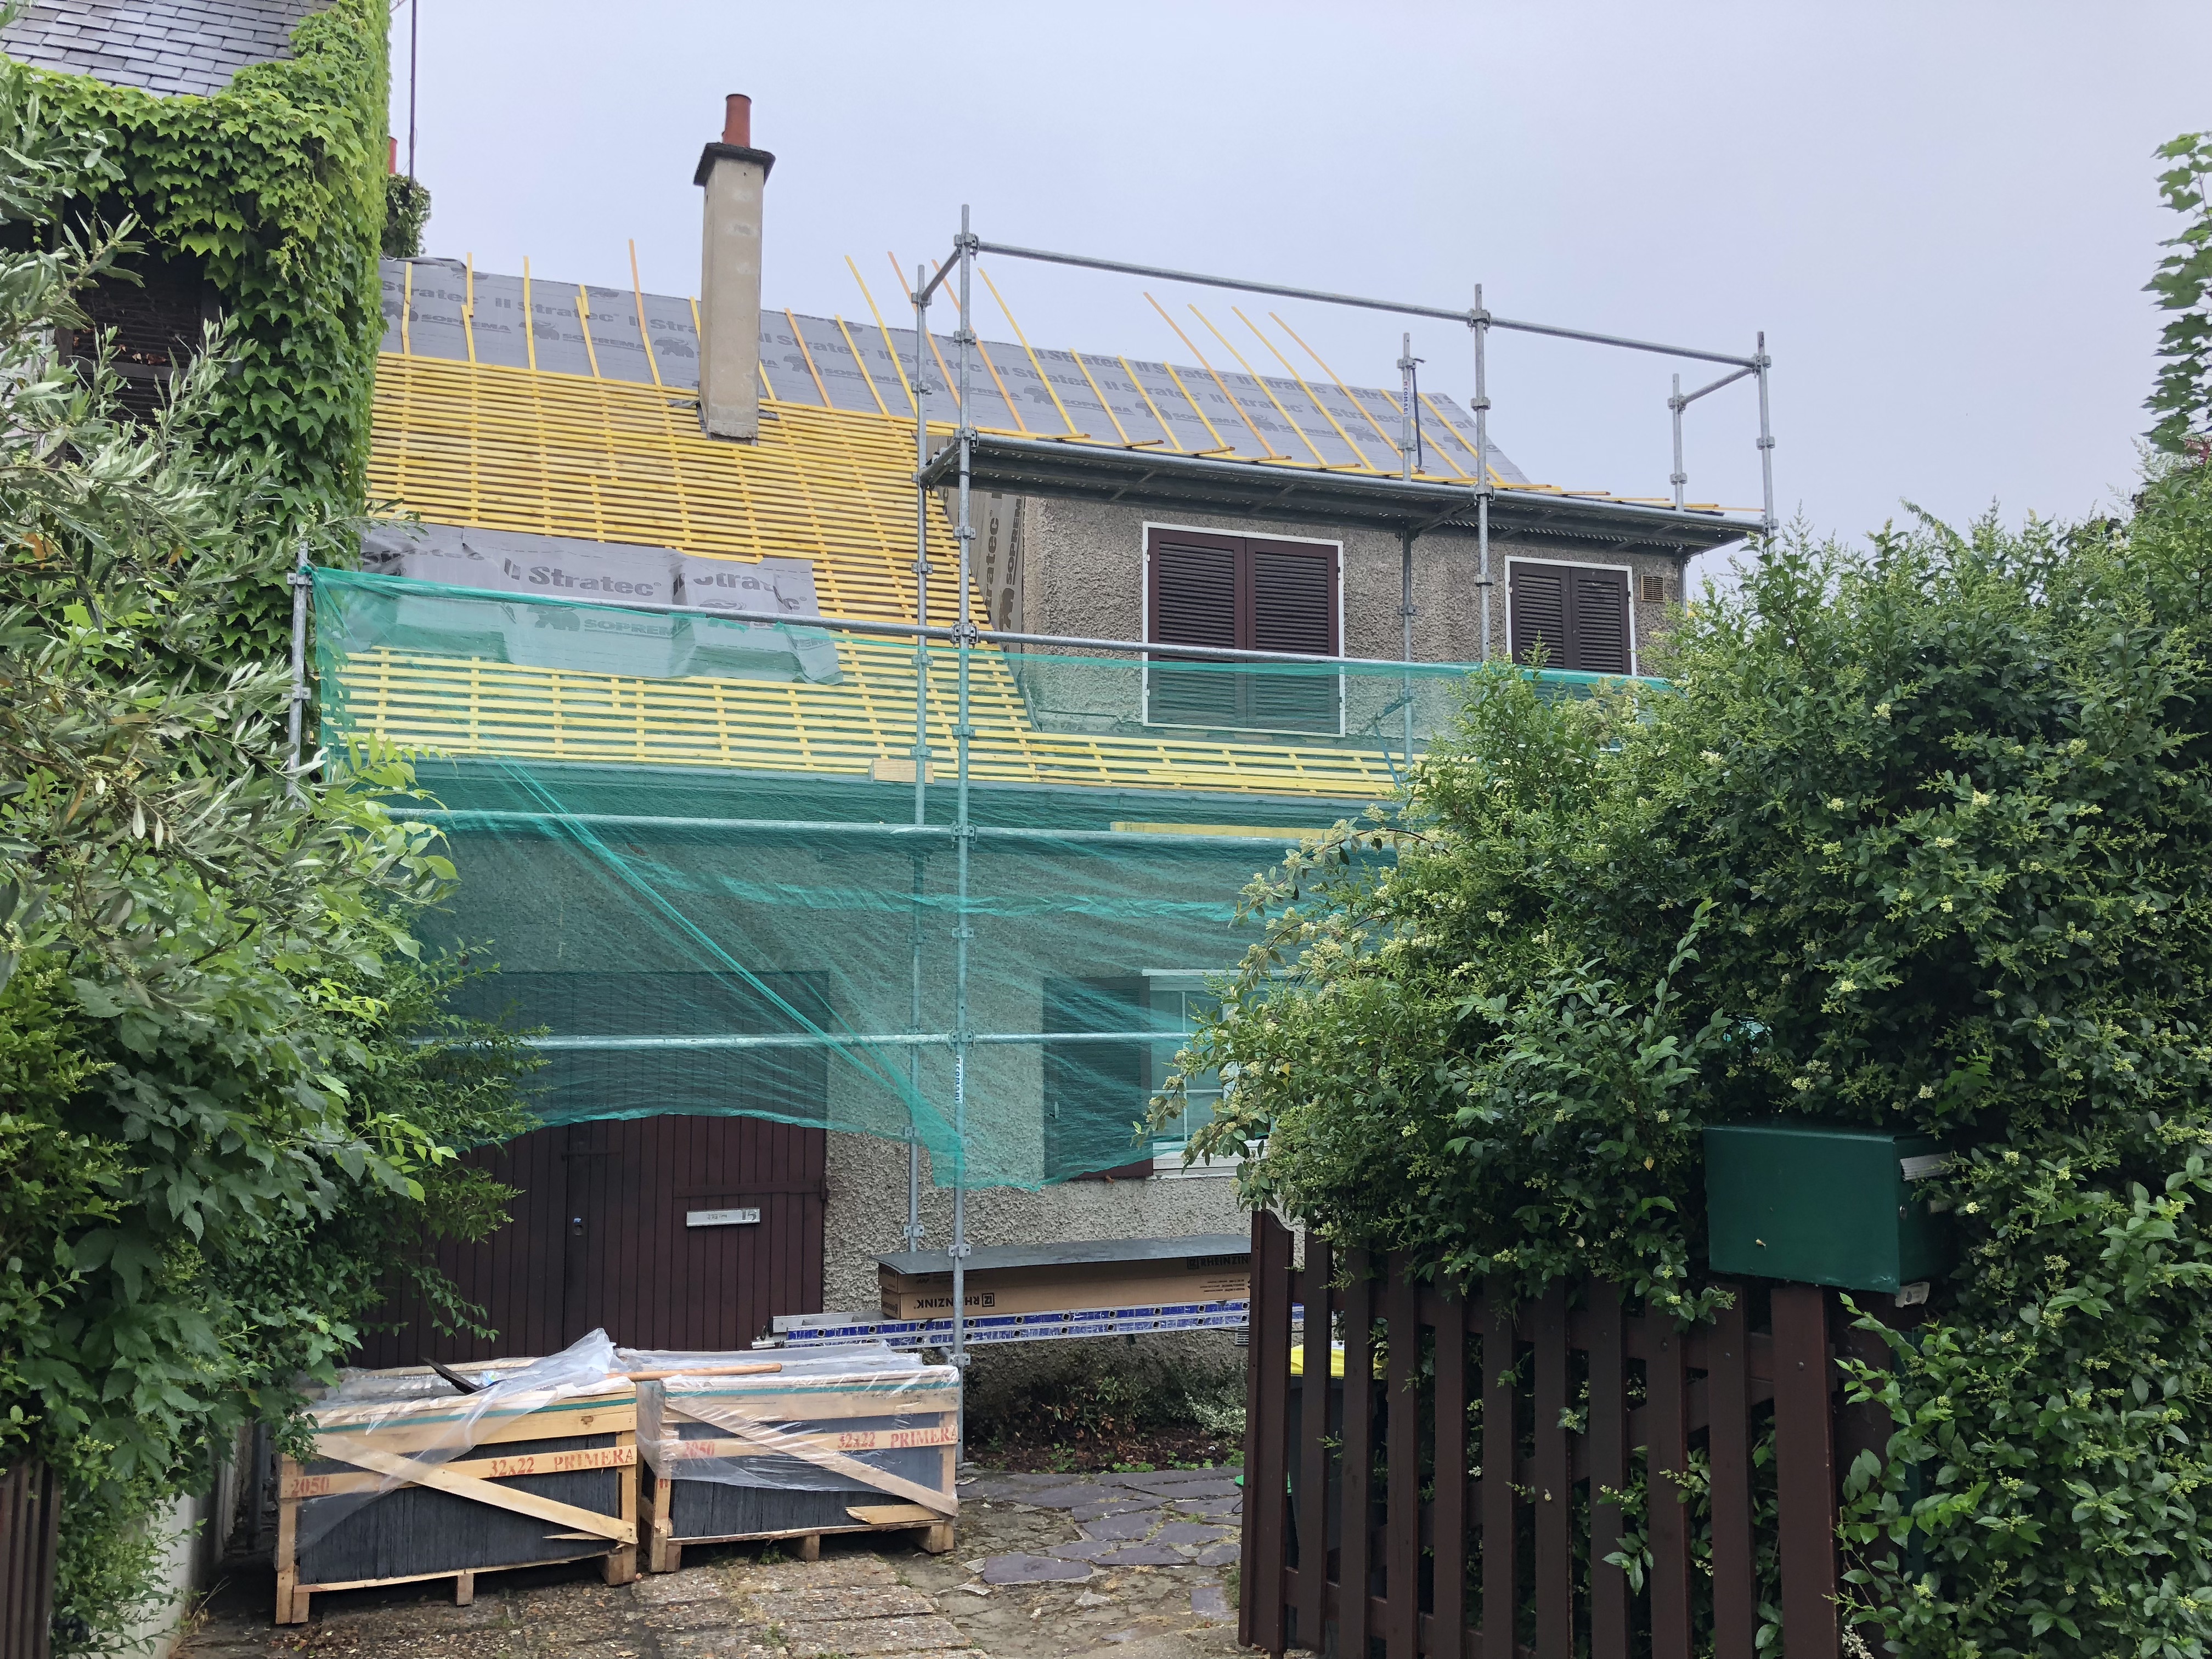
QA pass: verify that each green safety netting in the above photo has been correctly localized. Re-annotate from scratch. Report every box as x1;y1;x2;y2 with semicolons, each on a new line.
312;566;1624;1189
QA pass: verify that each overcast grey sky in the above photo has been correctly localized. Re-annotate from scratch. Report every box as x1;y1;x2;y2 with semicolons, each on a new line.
393;3;2209;583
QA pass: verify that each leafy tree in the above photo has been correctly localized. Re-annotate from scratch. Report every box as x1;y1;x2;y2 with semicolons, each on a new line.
2148;132;2212;457
0;70;535;1654
382;172;430;259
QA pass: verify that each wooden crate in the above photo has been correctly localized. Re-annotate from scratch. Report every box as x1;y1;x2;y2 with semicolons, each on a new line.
641;1364;960;1572
275;1376;639;1623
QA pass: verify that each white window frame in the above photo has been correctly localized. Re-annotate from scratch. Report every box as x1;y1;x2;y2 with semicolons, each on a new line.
1138;967;1240;1177
1139;519;1348;738
1503;555;1641;677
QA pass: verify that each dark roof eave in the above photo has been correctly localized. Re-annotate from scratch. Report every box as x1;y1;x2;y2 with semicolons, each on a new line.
917;432;1757;555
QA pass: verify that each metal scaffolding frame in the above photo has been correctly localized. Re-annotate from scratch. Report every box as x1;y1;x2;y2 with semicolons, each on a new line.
293;219;1771;1372
901;211;1774;1365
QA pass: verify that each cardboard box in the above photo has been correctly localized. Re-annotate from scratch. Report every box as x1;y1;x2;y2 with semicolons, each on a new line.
877;1235;1250;1321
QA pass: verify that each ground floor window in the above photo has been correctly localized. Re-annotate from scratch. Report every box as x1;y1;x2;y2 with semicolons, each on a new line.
1041;971;1229;1181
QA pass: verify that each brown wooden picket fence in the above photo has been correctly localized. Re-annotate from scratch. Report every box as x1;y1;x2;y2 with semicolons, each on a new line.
0;1462;59;1659
1238;1213;1893;1658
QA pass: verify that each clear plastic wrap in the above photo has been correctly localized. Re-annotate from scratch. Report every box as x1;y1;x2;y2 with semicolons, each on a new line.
623;1346;961;1515
292;1329;625;1550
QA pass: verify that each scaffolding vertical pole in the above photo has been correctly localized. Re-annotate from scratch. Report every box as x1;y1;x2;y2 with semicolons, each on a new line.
1473;285;1493;663
905;267;932;1252
949;206;978;1383
1669;373;1687;514
1755;329;1776;539
906;853;926;1249
285;546;311;799
1395;333;1417;765
1397;333;1415;483
1399;527;1415;765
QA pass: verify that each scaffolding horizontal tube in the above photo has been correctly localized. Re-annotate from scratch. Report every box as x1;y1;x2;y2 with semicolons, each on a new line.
337;571;1499;668
1484;314;1759;369
524;1030;1190;1051
1674;363;1758;407
381;808;1365;850
915;245;963;305
973;237;1760;368
973;238;1476;324
977;626;1483;668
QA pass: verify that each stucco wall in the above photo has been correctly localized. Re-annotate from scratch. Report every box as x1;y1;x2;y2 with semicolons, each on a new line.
1011;497;1694;673
822;1131;1247;1317
821;1128;1248;1385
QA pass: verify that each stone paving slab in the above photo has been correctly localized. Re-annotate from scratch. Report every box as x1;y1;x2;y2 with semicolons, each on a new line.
1081;1510;1163;1541
981;1551;1094;1584
1094;1543;1190;1566
1069;1495;1158;1520
641;1599;751;1634
633;1575;725;1606
777;1613;972;1655
1072;1634;1199;1658
729;1553;904;1590
953;1478;1039;1500
1160;1496;1240;1520
1008;1483;1101;1508
1048;1538;1122;1560
658;1632;778;1659
1123;1479;1240;1501
1111;1468;1239;1493
743;1585;938;1623
1153;1521;1234;1547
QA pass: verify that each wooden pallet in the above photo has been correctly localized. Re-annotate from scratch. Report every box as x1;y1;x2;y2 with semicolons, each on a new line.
641;1368;960;1573
275;1380;640;1623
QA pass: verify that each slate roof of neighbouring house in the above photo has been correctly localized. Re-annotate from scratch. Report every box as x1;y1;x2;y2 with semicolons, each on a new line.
0;0;320;97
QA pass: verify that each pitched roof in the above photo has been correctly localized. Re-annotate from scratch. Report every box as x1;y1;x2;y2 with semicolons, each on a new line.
0;0;320;97
356;353;1494;800
381;257;1530;487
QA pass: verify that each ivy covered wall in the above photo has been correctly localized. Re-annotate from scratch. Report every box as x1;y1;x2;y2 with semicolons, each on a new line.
29;0;390;515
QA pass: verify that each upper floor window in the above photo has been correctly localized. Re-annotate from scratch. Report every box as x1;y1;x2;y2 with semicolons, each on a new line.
1509;560;1633;674
1144;527;1340;733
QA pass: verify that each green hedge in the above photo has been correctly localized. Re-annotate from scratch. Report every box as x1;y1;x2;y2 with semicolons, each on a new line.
1173;469;2212;1655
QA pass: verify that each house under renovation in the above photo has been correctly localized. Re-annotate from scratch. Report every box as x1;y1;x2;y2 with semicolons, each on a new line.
324;97;1763;1364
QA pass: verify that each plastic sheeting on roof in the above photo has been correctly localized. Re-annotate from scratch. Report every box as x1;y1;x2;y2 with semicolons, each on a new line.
379;258;1528;485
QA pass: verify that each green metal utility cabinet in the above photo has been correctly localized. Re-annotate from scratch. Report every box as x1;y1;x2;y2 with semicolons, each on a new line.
1704;1122;1952;1293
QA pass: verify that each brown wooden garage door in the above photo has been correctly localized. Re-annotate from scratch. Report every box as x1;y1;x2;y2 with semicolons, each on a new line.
353;1114;825;1365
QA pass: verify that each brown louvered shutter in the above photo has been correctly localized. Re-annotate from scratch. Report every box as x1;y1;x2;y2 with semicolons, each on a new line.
1248;539;1336;654
1571;567;1631;674
1513;562;1633;673
1148;528;1340;731
1148;530;1242;726
1246;538;1338;732
1511;563;1569;667
1149;531;1242;648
